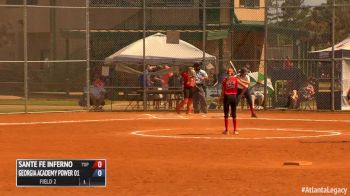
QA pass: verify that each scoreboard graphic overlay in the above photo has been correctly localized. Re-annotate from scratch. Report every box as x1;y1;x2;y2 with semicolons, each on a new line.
16;159;106;187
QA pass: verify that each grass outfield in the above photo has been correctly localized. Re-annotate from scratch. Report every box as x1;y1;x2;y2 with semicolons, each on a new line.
0;99;86;113
0;98;112;106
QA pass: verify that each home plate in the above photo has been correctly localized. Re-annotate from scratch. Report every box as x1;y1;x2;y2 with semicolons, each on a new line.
283;161;313;166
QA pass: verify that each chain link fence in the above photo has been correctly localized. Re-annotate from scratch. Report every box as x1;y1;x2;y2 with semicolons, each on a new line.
0;0;349;113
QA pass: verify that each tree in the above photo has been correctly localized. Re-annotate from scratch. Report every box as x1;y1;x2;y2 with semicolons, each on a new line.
267;0;281;24
279;0;310;28
305;0;350;49
267;0;311;47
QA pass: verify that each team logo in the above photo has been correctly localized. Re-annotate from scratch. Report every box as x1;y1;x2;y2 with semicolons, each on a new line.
226;80;236;89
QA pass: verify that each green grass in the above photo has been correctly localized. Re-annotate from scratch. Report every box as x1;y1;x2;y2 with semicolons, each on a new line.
0;99;112;106
0;99;77;106
0;108;26;113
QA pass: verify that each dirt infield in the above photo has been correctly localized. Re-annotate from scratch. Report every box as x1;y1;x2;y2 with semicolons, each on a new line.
0;111;349;195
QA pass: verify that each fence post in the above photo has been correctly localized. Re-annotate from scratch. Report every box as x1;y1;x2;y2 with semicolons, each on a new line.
143;0;147;111
331;0;335;111
86;0;90;108
263;0;268;110
202;0;206;63
23;0;28;113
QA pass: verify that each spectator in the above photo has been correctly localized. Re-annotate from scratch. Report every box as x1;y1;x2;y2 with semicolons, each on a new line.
157;65;173;108
150;65;164;88
168;69;182;89
235;67;257;118
138;65;153;88
176;67;196;114
296;80;316;110
299;80;315;101
285;89;299;109
137;65;154;108
250;80;265;110
218;70;228;85
305;83;315;97
150;65;164;109
161;65;173;90
241;63;252;73
283;56;293;69
89;75;106;111
168;68;183;109
320;69;329;78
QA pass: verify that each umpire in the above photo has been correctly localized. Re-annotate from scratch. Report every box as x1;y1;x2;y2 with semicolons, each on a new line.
193;63;208;113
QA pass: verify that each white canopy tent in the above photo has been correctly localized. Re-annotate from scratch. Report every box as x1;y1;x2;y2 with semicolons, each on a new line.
104;33;216;65
309;35;350;110
309;36;350;59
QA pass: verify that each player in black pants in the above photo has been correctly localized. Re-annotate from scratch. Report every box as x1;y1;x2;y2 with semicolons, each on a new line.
235;67;257;118
220;67;248;135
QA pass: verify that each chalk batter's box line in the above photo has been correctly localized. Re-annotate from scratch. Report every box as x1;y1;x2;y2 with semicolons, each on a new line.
16;159;107;187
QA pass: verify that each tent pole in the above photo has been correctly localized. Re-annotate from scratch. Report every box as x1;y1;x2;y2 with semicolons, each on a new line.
143;0;147;111
331;0;335;111
202;0;206;64
263;0;268;110
85;0;90;109
23;0;28;113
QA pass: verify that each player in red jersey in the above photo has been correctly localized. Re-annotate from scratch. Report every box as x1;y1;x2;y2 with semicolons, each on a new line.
220;67;248;135
176;67;196;114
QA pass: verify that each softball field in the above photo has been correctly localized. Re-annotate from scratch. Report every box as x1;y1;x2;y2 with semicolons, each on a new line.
0;111;349;195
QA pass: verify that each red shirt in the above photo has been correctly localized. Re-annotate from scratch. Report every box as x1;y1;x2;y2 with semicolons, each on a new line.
161;65;173;87
222;76;238;95
93;79;104;88
182;71;195;88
